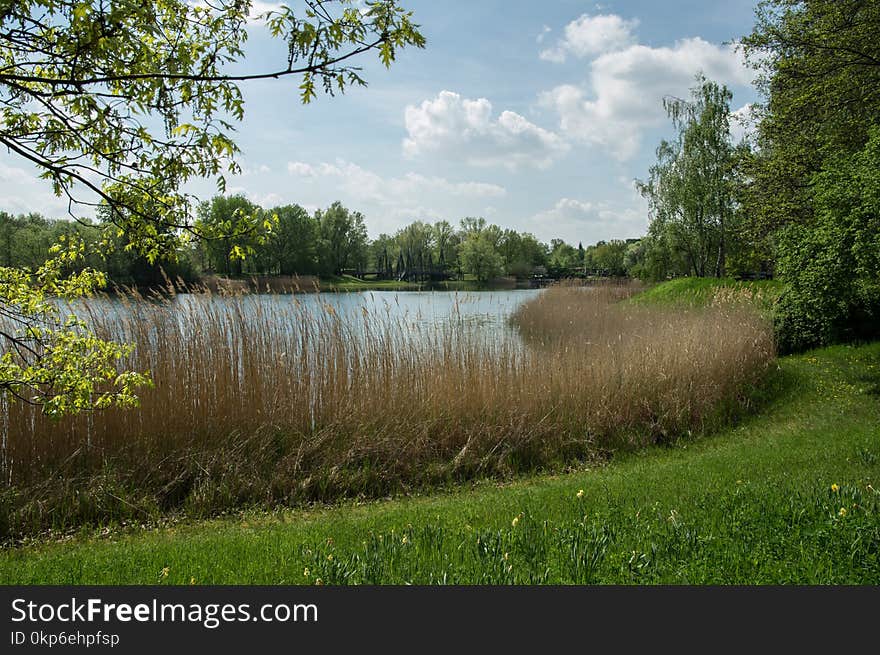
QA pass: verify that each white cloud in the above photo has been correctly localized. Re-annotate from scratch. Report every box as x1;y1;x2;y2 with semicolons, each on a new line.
225;186;284;208
0;158;74;217
286;162;316;177
0;160;36;188
536;25;552;44
249;0;284;16
540;37;755;161
403;90;569;169
730;103;758;144
190;1;283;24
253;191;284;207
239;163;271;176
540;14;638;63
286;158;507;233
289;159;506;200
530;197;647;243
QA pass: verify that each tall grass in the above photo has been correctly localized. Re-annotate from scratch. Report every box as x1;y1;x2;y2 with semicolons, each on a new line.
0;282;774;539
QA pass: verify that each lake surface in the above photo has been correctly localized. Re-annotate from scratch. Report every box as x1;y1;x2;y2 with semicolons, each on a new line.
271;289;542;331
78;288;545;348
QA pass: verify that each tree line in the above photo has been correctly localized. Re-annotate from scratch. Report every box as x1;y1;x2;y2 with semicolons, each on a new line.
0;204;640;287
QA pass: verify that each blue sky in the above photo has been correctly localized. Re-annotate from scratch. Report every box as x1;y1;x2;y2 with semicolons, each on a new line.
0;0;762;245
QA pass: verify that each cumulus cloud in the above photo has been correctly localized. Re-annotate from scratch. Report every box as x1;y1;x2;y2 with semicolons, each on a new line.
403;91;569;169
539;36;755;160
540;13;638;63
530;197;648;243
536;25;552;44
288;159;506;201
286;158;507;232
189;1;284;25
0;158;74;216
239;163;271;176
730;102;759;144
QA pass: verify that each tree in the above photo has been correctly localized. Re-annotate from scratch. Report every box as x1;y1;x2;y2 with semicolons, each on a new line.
740;0;880;241
459;216;487;237
195;195;261;276
547;239;580;275
431;220;460;275
266;204;318;276
459;231;504;283
637;75;738;279
316;201;368;276
1;0;424;415
741;0;880;351
589;240;628;276
370;233;396;278
497;229;547;278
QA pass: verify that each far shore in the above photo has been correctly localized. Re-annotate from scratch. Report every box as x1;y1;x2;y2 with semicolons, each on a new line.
108;273;604;296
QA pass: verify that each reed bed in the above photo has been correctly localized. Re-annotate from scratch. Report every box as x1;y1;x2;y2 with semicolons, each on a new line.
0;282;775;539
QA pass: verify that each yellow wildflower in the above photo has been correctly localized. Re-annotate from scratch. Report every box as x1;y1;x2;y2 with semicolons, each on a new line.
839;507;847;517
303;568;310;578
160;567;169;579
511;515;520;528
576;489;585;499
831;483;839;493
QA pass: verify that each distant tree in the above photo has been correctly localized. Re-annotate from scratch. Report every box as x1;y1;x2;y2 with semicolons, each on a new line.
547;239;580;274
265;205;318;276
460;231;504;282
459;216;488;237
370;233;397;278
432;220;460;273
590;240;629;276
195;195;261;277
497;229;548;277
316;202;368;276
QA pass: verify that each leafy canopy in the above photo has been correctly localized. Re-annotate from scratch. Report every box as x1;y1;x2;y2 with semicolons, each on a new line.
637;75;739;279
740;0;880;351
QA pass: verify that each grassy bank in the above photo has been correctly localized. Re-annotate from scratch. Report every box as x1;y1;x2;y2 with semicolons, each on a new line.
1;282;772;540
1;341;877;584
631;277;785;310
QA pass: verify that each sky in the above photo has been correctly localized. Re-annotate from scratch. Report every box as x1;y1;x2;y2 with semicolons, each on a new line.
0;0;762;246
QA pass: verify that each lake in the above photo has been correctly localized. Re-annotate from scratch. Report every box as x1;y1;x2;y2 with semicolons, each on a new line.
81;288;545;349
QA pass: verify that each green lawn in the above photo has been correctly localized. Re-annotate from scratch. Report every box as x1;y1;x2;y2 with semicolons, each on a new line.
630;276;785;310
2;341;878;584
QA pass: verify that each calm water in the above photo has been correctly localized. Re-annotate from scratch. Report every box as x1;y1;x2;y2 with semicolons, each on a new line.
269;289;541;331
78;288;545;347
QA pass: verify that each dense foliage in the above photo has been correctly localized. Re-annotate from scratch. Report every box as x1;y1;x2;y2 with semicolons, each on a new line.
740;0;880;352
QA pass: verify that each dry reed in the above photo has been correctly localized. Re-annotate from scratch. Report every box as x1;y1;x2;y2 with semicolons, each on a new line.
0;282;775;538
